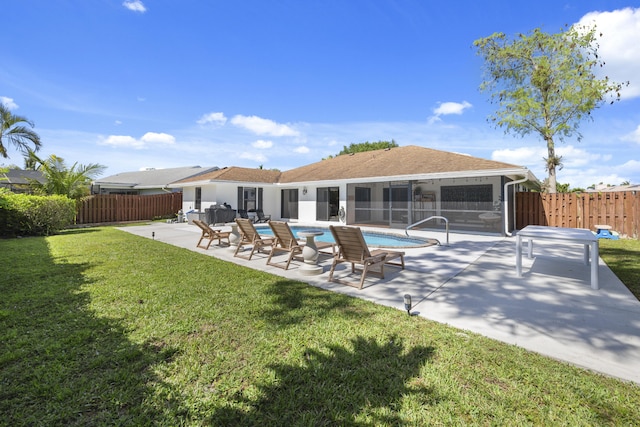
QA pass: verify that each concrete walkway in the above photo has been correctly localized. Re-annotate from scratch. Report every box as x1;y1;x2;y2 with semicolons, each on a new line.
119;222;640;385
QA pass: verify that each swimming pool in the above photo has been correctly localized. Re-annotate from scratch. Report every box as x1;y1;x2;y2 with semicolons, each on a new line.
255;225;433;248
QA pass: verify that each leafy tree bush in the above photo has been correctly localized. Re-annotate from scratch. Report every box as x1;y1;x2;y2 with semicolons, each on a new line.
0;190;76;237
324;140;399;159
474;26;627;193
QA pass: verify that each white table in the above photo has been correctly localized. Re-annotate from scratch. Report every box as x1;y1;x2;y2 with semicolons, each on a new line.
516;225;599;290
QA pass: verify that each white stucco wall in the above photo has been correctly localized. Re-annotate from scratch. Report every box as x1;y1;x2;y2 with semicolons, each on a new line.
182;183;282;219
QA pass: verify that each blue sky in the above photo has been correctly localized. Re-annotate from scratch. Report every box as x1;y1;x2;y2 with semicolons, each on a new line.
2;1;639;189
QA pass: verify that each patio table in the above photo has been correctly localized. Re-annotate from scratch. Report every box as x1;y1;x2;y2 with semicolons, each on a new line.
515;225;599;290
226;222;241;248
298;230;324;276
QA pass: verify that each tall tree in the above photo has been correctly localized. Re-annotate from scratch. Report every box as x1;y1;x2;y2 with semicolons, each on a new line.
28;151;106;199
0;103;42;159
474;26;627;193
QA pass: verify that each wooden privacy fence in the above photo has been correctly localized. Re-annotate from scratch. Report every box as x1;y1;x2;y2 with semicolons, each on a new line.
516;191;639;238
76;193;182;224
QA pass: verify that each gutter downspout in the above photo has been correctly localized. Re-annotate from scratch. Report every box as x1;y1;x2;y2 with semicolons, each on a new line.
503;174;529;237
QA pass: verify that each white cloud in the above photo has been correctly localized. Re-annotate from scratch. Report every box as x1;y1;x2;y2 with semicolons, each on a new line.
239;151;268;162
492;146;543;165
197;112;227;126
615;159;640;179
123;0;146;13
230;115;300;137
428;101;472;124
252;139;273;149
99;132;175;149
294;146;310;154
577;8;640;98
557;145;608;167
140;132;175;145
492;145;608;169
492;144;632;188
621;124;640;144
100;135;143;149
1;96;18;110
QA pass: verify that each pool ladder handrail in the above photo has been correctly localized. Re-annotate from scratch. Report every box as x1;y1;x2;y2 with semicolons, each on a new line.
405;216;449;246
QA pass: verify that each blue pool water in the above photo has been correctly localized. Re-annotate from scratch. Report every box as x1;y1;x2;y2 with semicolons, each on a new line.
255;225;432;248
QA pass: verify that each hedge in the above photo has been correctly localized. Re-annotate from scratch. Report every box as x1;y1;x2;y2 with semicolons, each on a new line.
0;190;77;237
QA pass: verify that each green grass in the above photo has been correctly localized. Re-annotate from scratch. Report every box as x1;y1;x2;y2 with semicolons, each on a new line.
1;228;639;426
600;238;640;300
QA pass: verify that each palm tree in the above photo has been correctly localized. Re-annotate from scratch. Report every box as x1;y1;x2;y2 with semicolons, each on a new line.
0;102;41;158
28;151;106;199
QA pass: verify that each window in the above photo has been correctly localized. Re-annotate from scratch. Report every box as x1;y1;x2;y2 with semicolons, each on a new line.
281;189;299;219
441;184;492;211
237;186;263;211
354;187;371;222
316;187;339;221
195;187;202;210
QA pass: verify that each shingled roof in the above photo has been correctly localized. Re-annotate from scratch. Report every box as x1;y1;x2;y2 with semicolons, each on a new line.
278;145;525;183
1;169;46;185
172;145;533;186
176;166;282;185
95;166;218;189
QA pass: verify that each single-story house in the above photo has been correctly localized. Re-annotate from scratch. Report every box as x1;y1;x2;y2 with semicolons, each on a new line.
92;166;219;195
172;145;539;235
0;169;46;193
586;184;640;192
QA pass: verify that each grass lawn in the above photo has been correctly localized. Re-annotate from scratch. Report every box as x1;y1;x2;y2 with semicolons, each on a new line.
600;238;640;300
1;227;639;426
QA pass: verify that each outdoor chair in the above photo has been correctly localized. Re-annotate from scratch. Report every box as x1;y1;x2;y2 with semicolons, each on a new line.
193;219;231;249
266;221;336;270
234;218;275;260
238;209;250;220
254;209;271;223
328;225;405;289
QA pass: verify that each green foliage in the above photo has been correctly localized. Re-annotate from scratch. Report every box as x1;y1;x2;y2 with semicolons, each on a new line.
0;102;41;159
26;150;106;199
325;140;399;159
0;192;76;237
338;140;398;155
474;25;628;193
600;238;640;300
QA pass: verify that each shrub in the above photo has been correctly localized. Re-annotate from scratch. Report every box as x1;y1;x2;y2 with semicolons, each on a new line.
0;190;76;237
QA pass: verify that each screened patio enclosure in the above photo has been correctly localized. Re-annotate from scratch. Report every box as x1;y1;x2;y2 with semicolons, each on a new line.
347;178;509;234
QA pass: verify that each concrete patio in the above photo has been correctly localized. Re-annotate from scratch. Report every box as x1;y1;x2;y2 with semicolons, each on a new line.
119;221;640;385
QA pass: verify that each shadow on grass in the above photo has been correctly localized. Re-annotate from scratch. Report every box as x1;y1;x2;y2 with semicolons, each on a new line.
213;335;436;425
260;279;365;326
0;236;181;426
58;227;102;236
205;279;437;424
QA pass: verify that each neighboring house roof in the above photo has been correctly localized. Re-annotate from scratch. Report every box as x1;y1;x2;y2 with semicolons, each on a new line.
94;166;219;190
1;169;46;185
586;184;640;192
278;145;530;183
177;166;283;185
